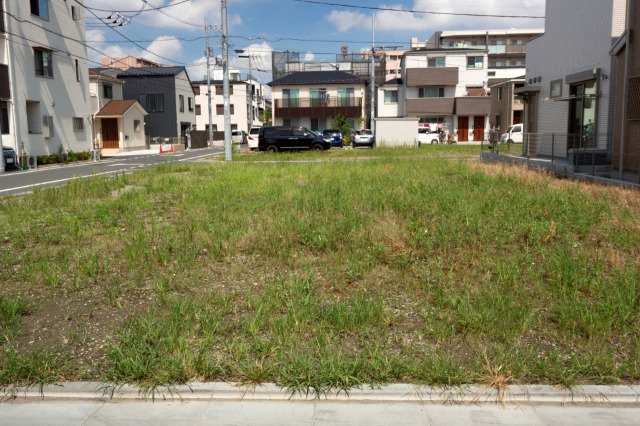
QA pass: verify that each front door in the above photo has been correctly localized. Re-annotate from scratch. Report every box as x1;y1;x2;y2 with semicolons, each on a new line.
458;116;469;142
473;116;485;141
101;118;119;149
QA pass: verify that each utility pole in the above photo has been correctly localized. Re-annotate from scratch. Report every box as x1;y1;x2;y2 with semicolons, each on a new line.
370;12;376;133
221;0;232;161
205;18;214;147
235;49;253;133
0;109;4;174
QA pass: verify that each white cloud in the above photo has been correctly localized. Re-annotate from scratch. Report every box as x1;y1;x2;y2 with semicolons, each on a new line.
327;0;545;33
304;52;316;62
141;36;183;61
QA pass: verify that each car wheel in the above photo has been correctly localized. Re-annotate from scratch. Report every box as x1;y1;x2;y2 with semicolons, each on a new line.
266;145;279;153
312;143;325;151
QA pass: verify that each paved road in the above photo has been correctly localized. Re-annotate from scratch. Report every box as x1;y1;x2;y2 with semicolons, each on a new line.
1;400;639;425
0;147;222;197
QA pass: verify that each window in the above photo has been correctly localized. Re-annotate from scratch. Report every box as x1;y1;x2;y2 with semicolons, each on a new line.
216;85;233;95
550;79;563;98
205;124;218;132
216;104;234;115
134;120;141;132
26;101;41;134
103;84;113;99
179;95;185;113
42;115;53;138
146;94;165;113
71;5;79;21
188;97;193;112
428;57;445;67
231;124;238;130
34;48;53;78
195;105;201;116
73;117;84;131
497;87;503;101
75;60;80;82
384;90;398;104
467;56;484;69
0;101;9;135
488;71;496;77
30;0;49;19
418;87;445;98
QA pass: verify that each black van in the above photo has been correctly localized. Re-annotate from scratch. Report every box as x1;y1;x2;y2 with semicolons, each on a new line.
258;127;331;152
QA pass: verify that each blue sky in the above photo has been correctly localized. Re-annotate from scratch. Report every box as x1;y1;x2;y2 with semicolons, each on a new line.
84;0;546;82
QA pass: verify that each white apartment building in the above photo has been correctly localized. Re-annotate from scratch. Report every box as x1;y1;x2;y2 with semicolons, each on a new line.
521;0;628;155
1;0;92;157
269;71;366;131
192;76;267;135
412;29;544;80
400;48;491;142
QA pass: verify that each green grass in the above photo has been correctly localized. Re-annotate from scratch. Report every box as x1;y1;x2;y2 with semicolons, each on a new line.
1;147;639;393
235;144;481;162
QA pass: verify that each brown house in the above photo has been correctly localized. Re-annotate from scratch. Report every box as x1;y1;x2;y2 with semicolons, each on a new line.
610;0;640;178
489;77;525;132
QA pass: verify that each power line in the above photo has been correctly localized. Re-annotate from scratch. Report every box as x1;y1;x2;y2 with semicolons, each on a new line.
72;0;188;65
140;0;203;29
80;0;192;14
291;0;546;19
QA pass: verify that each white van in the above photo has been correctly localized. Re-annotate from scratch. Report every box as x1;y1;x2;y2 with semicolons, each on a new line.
247;127;261;150
501;124;523;144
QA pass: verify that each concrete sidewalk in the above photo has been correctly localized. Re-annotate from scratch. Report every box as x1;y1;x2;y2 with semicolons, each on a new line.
2;383;640;425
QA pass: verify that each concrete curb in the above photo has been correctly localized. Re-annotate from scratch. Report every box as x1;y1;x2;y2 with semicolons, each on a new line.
4;383;640;406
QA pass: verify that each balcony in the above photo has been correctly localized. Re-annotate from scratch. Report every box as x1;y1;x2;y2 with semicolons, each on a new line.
406;98;455;115
455;97;492;115
406;68;459;87
275;97;363;119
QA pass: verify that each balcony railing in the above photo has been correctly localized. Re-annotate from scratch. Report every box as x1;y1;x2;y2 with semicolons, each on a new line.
275;97;363;118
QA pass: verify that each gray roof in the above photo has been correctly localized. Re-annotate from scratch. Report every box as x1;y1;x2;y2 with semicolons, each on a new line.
117;66;186;78
269;71;363;86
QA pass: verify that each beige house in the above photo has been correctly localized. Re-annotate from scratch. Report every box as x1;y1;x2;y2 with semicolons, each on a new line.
94;100;148;155
270;71;366;131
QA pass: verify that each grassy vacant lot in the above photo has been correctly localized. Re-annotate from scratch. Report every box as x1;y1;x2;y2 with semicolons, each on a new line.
1;146;639;394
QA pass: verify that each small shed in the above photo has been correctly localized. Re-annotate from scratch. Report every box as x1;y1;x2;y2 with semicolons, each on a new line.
95;100;148;154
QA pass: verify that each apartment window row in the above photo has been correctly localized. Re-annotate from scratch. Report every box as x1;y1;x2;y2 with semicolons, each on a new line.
467;56;484;69
418;87;445;98
31;0;80;21
216;85;234;95
490;58;525;68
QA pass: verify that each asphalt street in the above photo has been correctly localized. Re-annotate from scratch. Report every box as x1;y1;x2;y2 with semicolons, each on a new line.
0;147;223;197
1;399;639;425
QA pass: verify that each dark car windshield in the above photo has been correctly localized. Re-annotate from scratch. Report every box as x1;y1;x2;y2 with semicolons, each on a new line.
323;130;339;136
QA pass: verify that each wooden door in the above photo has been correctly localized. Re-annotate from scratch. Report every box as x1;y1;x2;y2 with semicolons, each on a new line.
473;116;485;141
101;118;119;149
457;116;469;142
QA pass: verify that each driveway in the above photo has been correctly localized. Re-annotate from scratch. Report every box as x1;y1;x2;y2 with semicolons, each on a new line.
0;147;223;197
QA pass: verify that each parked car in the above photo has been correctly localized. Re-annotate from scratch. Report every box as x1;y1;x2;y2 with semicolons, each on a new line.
2;146;18;171
353;129;375;148
322;129;343;147
416;128;441;145
247;127;261;150
501;123;523;144
232;129;246;144
259;127;331;152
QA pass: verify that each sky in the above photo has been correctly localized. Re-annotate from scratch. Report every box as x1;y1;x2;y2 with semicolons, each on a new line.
83;0;546;83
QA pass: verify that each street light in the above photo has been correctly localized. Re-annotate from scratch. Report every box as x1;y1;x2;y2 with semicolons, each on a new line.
235;49;254;132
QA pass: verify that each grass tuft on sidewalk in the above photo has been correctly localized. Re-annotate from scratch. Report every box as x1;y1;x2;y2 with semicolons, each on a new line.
1;147;639;393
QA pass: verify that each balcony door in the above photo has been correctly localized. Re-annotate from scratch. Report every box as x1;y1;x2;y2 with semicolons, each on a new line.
283;88;300;108
310;89;327;107
337;88;354;106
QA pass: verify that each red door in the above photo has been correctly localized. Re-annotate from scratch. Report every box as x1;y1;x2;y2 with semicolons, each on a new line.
473;116;485;141
457;116;469;142
101;119;119;149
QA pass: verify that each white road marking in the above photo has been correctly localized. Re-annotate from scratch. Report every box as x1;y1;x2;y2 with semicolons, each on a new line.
178;152;223;162
0;170;128;194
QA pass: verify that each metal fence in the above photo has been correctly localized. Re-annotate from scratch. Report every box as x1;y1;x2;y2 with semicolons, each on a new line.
481;133;640;185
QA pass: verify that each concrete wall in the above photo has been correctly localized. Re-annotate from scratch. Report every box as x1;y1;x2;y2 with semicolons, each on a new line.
377;85;400;117
375;118;419;147
193;82;263;134
4;0;92;156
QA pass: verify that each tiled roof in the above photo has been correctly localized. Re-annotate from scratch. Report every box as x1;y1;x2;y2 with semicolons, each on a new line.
269;71;364;86
117;66;186;78
96;100;139;117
